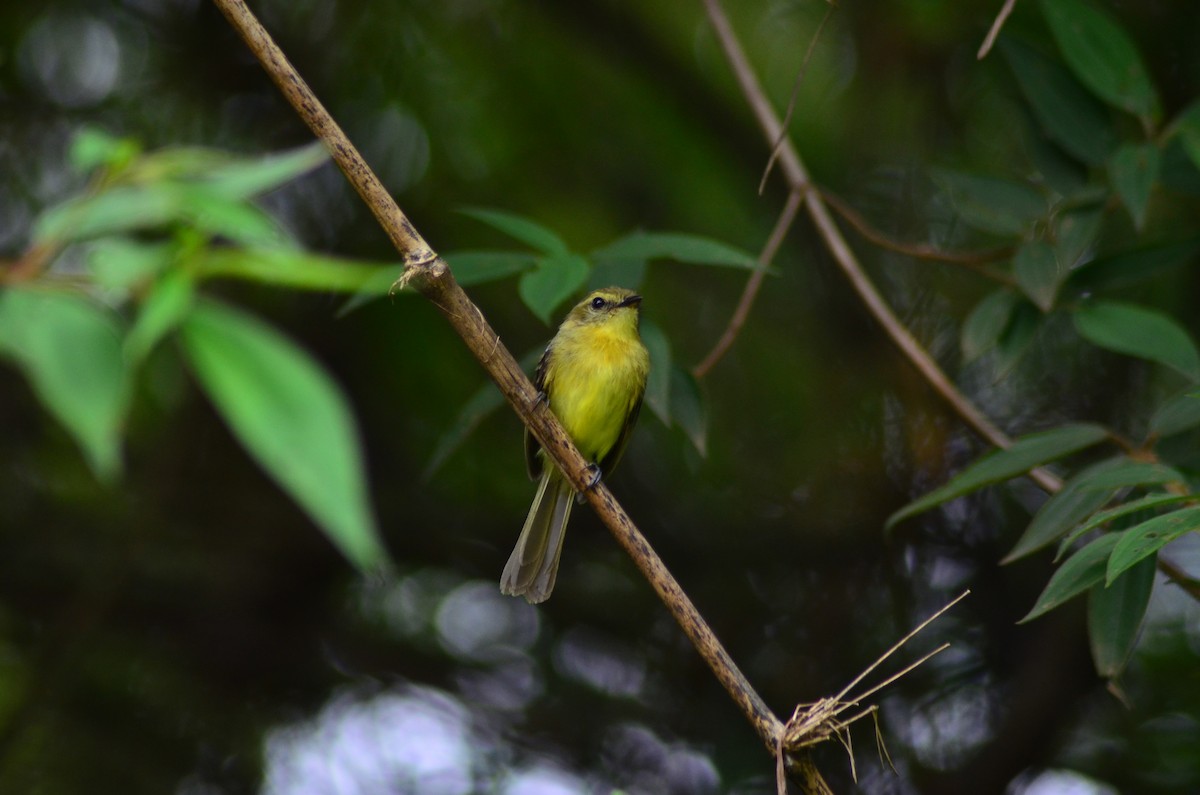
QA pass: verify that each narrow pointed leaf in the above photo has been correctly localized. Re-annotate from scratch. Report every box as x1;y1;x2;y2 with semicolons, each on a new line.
196;142;328;200
1108;143;1160;230
962;289;1018;362
1014;241;1063;311
670;366;707;457
1057;493;1197;561
1064;236;1200;295
1074;300;1200;381
592;232;758;270
1088;554;1155;678
460;208;568;255
1106;505;1200;584
0;288;127;481
639;319;672;426
518;253;590;324
1002;456;1127;563
445;251;537;286
1074;460;1183;491
180;300;386;572
1040;0;1160;119
199;248;397;293
125;269;195;362
1000;37;1117;165
1149;392;1200;438
1020;532;1123;623
887;423;1110;530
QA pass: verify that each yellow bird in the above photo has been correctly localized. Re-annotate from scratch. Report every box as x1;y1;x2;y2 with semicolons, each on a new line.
501;287;650;603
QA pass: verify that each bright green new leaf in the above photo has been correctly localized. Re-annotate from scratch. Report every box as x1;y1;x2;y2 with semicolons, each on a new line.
639;319;672;426
1020;532;1123;623
69;127;140;174
961;289;1018;362
1149;392;1200;438
176;186;292;248
1074;300;1200;381
0;288;127;481
1002;456;1127;564
35;184;184;245
1000;37;1117;165
199;248;397;294
1106;505;1200;584
886;423;1110;530
1108;143;1160;230
592;232;759;270
1040;0;1160;120
195;142;328;200
670;366;707;457
125;269;196;362
1056;492;1196;561
87;238;176;292
518;252;590;324
1014;241;1062;311
1088;554;1155;678
460;208;569;255
932;170;1047;236
180;299;387;573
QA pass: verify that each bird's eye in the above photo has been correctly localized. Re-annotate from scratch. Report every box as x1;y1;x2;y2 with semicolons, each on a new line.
590;296;606;310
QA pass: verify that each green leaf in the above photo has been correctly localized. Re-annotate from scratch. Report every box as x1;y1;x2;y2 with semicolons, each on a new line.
87;238;176;292
992;300;1041;378
198;248;398;293
423;349;543;480
1176;100;1200;173
1106;505;1200;584
1014;241;1063;311
670;366;707;457
962;289;1018;362
1002;456;1127;564
444;251;537;286
1074;300;1200;381
1000;37;1117;165
1054;205;1104;270
1088;554;1155;678
1020;532;1123;623
588;255;646;292
518;253;590;324
180;299;386;572
1149;392;1200;438
1108;143;1160;230
0;288;128;481
460;208;568;255
195;142;328;200
1040;0;1160;120
125;269;195;362
592;232;759;270
887;423;1110;530
1056;492;1197;561
1065;236;1200;295
175;186;292;248
639;319;672;426
69;127;140;174
35;184;183;245
1075;460;1183;491
932;170;1047;236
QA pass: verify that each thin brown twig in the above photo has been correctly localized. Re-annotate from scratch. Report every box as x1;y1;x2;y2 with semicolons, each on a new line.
693;188;804;378
211;0;784;754
758;2;835;196
817;187;1016;277
977;0;1018;60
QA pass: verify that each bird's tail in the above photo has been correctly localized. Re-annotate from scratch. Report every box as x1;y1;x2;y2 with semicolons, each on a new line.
500;467;574;603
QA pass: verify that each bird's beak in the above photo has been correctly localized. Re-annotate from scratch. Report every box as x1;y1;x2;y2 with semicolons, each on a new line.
618;294;643;308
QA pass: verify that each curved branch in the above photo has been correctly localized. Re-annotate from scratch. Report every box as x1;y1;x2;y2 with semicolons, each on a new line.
211;0;783;755
693;188;804;378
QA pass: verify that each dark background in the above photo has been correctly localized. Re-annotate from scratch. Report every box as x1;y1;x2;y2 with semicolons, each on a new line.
2;1;1199;793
